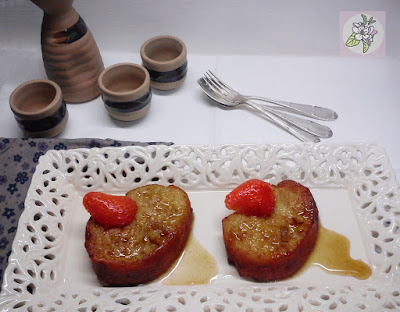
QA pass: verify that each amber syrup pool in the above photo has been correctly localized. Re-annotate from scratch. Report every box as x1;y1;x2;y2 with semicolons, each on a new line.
301;226;372;279
159;224;371;285
160;234;218;285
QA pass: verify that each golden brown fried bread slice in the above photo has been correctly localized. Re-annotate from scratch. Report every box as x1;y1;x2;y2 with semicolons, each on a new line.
85;184;193;286
222;180;319;281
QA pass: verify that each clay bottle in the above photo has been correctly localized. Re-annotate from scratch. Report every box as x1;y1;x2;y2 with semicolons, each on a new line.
31;0;104;103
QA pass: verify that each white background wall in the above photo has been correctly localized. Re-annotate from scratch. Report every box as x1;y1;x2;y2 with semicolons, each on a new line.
1;0;399;56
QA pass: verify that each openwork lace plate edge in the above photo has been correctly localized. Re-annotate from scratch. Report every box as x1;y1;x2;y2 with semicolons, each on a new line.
1;143;399;311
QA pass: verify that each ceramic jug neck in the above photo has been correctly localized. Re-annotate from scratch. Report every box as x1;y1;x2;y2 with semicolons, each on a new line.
31;0;74;15
31;0;79;30
42;8;79;31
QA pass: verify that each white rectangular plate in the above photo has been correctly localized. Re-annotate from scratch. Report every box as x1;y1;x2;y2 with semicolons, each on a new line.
1;143;399;311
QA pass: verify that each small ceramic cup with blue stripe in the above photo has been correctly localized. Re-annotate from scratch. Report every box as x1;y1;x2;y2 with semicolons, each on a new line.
98;63;152;121
140;35;187;91
9;79;68;138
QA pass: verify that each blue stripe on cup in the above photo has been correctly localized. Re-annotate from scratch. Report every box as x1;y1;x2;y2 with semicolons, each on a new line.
103;89;152;113
14;100;67;133
145;61;187;84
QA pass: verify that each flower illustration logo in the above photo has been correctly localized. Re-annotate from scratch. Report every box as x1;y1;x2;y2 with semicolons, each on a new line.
340;11;385;57
346;14;377;53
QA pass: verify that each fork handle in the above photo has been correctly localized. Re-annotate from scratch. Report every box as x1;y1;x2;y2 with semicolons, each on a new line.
247;102;321;143
245;96;338;121
253;103;333;138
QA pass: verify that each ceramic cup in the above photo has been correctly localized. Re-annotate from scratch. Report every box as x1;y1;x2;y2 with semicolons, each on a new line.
98;63;152;121
9;79;68;138
140;35;187;90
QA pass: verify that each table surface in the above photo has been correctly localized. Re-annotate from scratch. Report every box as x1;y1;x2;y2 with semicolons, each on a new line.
1;49;399;180
1;38;400;312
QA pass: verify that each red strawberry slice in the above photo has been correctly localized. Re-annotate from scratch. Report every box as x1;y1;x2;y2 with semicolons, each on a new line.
83;192;137;229
225;179;275;216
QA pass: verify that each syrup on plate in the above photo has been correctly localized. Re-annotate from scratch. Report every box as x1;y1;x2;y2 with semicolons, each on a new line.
160;234;218;285
160;225;371;285
302;226;371;279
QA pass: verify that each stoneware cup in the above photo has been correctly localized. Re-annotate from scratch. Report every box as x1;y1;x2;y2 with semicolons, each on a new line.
9;79;68;138
98;63;152;121
140;35;187;91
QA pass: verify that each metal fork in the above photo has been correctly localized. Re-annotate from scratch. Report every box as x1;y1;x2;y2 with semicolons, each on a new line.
200;72;334;140
205;70;338;121
198;77;322;143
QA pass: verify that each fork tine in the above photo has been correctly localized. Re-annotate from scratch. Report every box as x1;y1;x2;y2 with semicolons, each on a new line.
205;71;229;94
202;75;221;94
207;70;235;93
204;72;230;97
198;77;231;105
199;77;216;94
203;76;234;103
203;73;229;97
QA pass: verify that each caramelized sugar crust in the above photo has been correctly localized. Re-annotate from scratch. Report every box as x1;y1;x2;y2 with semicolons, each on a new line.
222;180;319;282
85;184;193;286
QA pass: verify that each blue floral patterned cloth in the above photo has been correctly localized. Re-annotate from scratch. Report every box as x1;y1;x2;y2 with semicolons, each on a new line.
0;137;172;289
